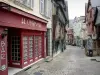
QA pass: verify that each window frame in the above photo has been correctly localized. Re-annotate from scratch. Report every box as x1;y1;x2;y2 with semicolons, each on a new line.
39;0;52;18
14;0;34;9
39;0;45;15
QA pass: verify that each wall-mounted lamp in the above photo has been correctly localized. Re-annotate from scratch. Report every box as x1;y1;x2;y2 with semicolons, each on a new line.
1;28;8;39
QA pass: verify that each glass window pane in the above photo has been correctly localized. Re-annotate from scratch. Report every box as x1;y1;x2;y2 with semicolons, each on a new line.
11;36;20;61
23;36;28;61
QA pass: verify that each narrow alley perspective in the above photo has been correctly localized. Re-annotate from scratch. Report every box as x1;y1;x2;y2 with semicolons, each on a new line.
16;46;100;75
1;0;100;75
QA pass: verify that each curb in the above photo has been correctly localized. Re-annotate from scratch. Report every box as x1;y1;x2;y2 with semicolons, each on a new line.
15;58;45;75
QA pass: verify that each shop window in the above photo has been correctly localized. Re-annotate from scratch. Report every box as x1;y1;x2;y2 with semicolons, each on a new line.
34;36;39;59
29;36;33;59
23;36;28;61
11;36;20;62
40;0;52;18
38;36;42;57
34;36;42;59
14;0;34;9
22;35;42;62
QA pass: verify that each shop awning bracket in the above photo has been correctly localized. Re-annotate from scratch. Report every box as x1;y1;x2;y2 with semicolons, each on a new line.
0;2;10;11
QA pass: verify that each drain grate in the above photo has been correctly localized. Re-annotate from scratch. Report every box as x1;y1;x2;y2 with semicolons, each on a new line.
91;59;96;61
34;70;44;75
34;72;43;75
39;70;45;73
24;66;31;71
91;58;100;62
96;60;100;62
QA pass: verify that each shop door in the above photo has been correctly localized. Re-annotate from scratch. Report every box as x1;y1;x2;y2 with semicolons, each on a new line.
34;36;42;60
0;28;8;75
11;36;20;66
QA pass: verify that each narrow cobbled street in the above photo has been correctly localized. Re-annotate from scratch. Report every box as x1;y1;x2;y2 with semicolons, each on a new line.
29;46;100;75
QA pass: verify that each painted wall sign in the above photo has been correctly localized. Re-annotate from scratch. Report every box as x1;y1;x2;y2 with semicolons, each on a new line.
0;65;6;71
0;28;7;75
0;40;6;71
1;41;6;60
21;18;42;28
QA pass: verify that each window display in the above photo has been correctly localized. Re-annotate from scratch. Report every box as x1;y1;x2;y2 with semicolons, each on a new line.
23;36;28;61
34;36;42;59
38;37;42;57
34;36;38;59
29;36;33;59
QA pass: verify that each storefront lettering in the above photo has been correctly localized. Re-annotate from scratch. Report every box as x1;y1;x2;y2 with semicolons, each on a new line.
21;18;41;28
0;40;6;71
1;41;6;60
0;65;6;71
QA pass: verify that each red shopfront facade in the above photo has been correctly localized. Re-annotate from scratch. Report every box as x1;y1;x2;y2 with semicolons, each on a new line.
0;2;47;75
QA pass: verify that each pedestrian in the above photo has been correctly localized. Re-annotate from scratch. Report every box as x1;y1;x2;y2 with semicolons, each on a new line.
87;36;93;57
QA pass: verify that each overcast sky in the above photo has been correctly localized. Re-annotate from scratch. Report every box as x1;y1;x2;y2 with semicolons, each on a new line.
67;0;88;19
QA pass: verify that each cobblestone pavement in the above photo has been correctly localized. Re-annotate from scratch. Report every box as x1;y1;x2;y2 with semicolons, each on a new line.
29;46;100;75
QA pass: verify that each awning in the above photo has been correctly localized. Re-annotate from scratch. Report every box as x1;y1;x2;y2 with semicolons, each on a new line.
95;7;100;26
